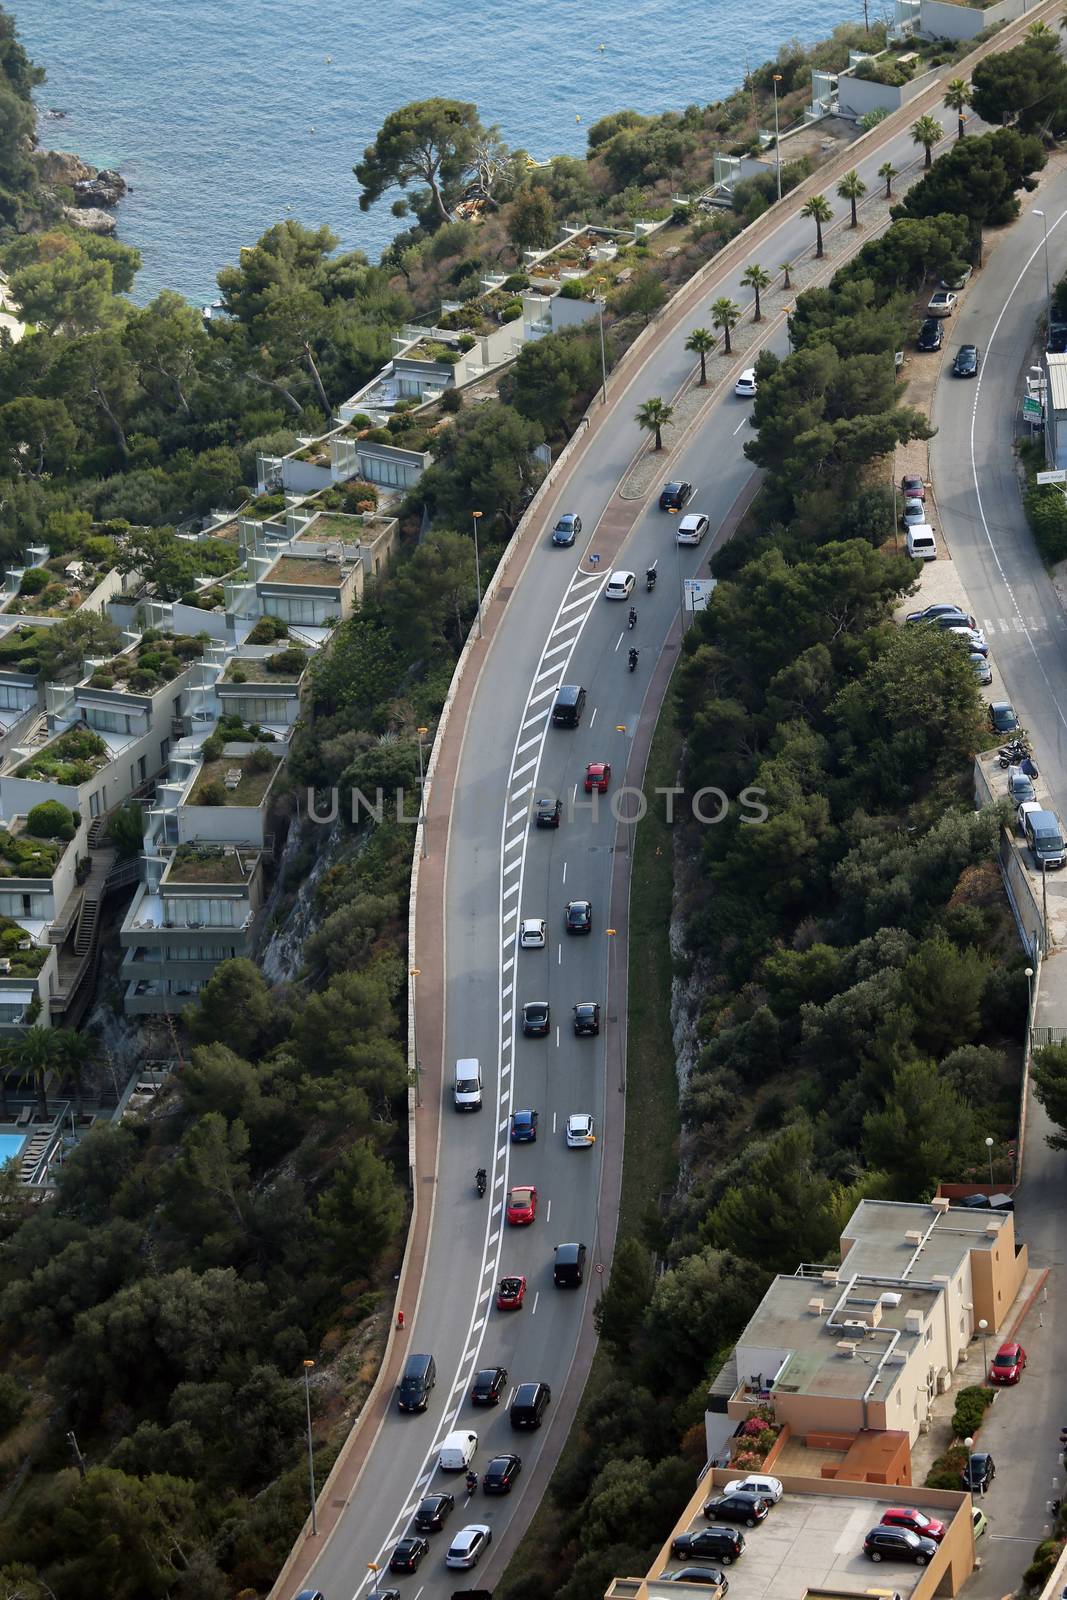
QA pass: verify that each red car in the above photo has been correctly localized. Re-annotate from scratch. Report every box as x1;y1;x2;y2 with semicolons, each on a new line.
880;1507;947;1543
506;1185;537;1226
584;761;611;794
989;1340;1026;1384
901;473;926;501
496;1274;526;1310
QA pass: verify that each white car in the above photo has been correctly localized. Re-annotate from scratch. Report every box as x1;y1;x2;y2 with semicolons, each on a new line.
901;497;926;526
1018;799;1042;837
519;918;546;949
566;1113;596;1148
971;653;992;685
734;368;757;398
676;513;709;546
723;1472;784;1504
445;1524;492;1569
927;289;957;317
605;569;635;601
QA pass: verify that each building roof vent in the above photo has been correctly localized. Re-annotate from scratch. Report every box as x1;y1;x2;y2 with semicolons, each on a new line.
904;1230;924;1245
904;1309;924;1334
880;1291;903;1308
808;1297;825;1315
835;1340;858;1357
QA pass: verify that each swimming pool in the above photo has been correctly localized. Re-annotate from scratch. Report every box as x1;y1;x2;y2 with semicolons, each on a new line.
0;1134;26;1167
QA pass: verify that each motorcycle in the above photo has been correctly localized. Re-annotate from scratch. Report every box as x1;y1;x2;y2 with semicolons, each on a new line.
475;1168;487;1198
628;648;639;673
998;741;1032;768
646;567;657;592
465;1471;478;1497
627;607;637;630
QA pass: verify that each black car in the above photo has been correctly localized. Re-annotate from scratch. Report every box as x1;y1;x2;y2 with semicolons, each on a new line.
573;1002;600;1036
988;701;1019;734
471;1365;508;1405
659;480;693;511
389;1534;430;1573
414;1491;454;1532
483;1453;522;1494
672;1528;746;1565
1049;322;1067;354
863;1526;938;1565
962;1453;996;1492
552;513;582;547
702;1493;770;1528
565;899;592;934
955;1191;1014;1213
536;796;562;828
510;1380;551;1429
905;603;977;628
522;1001;550;1037
553;1241;587;1286
952;343;979;377
917;318;943;352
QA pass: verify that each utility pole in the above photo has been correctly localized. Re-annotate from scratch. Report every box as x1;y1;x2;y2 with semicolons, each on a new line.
302;1359;318;1536
67;1430;87;1478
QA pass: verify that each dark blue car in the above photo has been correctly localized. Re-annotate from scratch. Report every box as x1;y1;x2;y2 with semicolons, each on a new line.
510;1109;539;1143
552;513;581;546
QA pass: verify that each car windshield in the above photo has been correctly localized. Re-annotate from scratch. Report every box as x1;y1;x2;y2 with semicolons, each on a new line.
993;1351;1015;1366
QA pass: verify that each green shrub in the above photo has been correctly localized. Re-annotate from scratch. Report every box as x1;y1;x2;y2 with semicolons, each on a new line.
246;616;289;644
197;780;226;806
251;493;286;516
171;636;205;660
343;480;379;512
202;731;225;762
950;1384;994;1440
18;568;50;597
503;273;529;291
440;388;463;415
363;428;393;445
127;669;158;692
267;648;308;675
501;298;524;321
229;666;248;683
924;1442;968;1489
457;334;477;352
247;746;276;774
1024;482;1067;565
1023;1539;1064;1590
558;280;590;300
387;412;414;434
88;672;114;689
25;802;76;841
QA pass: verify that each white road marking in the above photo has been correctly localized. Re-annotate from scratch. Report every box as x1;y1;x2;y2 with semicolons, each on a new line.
527;683;559;706
516;733;542;755
532;1292;539;1315
546;1199;552;1223
503;857;521;877
555;1025;560;1047
541;638;573;662
513;756;539;777
523;708;549;728
589;707;597;727
733;416;748;435
510;781;533;800
562;861;567;884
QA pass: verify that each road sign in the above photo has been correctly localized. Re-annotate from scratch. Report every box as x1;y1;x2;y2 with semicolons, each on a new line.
1037;469;1066;484
1023;396;1043;421
683;577;717;612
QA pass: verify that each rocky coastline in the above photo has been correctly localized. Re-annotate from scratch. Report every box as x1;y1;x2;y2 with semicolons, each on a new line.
33;147;128;235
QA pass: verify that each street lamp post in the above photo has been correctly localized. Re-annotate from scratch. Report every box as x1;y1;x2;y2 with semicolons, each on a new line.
595;290;608;405
985;1135;995;1186
471;510;484;640
977;1319;989;1377
1034;210;1052;337
302;1358;317;1536
416;725;428;860
605;928;622;1093
1026;965;1035;1050
409;967;421;1108
772;75;783;203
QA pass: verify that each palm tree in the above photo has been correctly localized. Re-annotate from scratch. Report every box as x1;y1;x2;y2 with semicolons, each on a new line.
781;261;793;290
741;264;772;323
911;113;943;168
635;397;675;452
13;1028;57;1122
1028;18;1054;37
54;1028;94;1119
836;169;867;228
710;297;741;354
878;161;898;198
944;78;972;139
801;194;833;259
685;327;715;386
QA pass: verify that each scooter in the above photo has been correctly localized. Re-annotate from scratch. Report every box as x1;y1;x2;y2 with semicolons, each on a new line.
627;607;637;630
646;567;657;592
475;1168;487;1198
628;647;639;672
465;1471;478;1497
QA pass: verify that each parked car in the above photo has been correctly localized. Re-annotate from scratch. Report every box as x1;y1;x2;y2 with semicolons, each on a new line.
496;1273;526;1310
917;318;943;352
659;481;693;510
573;1001;601;1035
961;1453;996;1492
879;1508;946;1543
902;497;926;525
972;654;992;685
1018;800;1042;837
535;796;562;828
906;603;974;626
584;761;611;793
972;1507;988;1539
658;1570;728;1592
671;1528;746;1565
506;1185;537;1225
565;899;592;933
552;512;581;547
605;569;636;600
471;1366;508;1405
702;1493;770;1527
988;702;1019;734
901;474;926;501
414;1492;454;1533
483;1453;522;1494
566;1112;596;1147
510;1108;539;1142
723;1474;783;1504
390;1535;429;1573
941;265;972;291
989;1341;1026;1384
521;1000;550;1037
519;917;546;948
953;343;980;378
1008;768;1037;806
445;1525;492;1569
735;368;757;397
927;289;957;317
863;1526;938;1565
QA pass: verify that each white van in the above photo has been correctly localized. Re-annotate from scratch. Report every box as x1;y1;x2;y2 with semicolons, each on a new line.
438;1429;478;1470
906;524;937;561
454;1058;482;1111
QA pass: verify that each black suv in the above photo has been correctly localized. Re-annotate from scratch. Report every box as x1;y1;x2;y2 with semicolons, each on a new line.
553;1241;587;1286
863;1526;938;1565
702;1493;769;1527
961;1453;996;1492
672;1528;746;1564
573;1002;600;1036
471;1366;508;1405
659;480;693;511
536;796;562;828
510;1380;551;1429
917;318;943;352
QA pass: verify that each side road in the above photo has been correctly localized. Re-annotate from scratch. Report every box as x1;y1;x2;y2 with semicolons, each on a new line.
271;10;1065;1591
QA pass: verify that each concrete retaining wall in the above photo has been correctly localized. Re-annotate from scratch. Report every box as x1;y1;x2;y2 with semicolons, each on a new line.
920;0;1022;41
837;64;941;120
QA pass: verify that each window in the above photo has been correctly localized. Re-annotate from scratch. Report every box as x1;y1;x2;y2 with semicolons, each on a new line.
0;893;47;919
159;737;170;766
162;897;240;929
89;791;101;819
228;695;290;724
264;594;325;625
138;755;147;782
87;706;137;736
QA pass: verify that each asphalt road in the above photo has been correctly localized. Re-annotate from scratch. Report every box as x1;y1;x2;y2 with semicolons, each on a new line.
296;71;1064;1600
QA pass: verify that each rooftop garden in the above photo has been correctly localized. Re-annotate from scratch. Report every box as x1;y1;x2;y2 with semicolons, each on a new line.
165;843;257;885
0;807;71;878
86;630;206;692
222;647;308;684
16;724;108;785
400;338;461;366
244;616;290;646
264;555;347;587
187;745;281;808
297;511;364;541
5;551;114;617
0;917;49;975
0;625;46;677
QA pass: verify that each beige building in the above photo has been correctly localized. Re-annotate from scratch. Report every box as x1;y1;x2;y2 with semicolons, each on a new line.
718;1199;1027;1448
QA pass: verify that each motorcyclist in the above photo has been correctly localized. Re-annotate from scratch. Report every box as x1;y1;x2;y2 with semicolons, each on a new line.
628;606;637;628
466;1469;478;1495
476;1167;487;1195
628;646;639;669
646;566;657;591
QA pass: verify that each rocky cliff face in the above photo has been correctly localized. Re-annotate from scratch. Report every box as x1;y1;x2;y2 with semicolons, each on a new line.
73;170;127;208
62;205;117;235
35;151;128;211
33;149;94;186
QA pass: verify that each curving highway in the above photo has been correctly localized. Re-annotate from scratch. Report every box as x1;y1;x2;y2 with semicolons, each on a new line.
290;25;1065;1597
